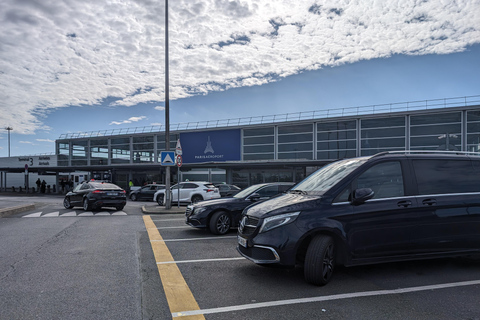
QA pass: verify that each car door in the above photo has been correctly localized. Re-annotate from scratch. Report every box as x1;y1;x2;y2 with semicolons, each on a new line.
411;158;480;252
170;183;183;202
140;185;158;200
180;183;198;202
71;183;90;205
342;160;424;260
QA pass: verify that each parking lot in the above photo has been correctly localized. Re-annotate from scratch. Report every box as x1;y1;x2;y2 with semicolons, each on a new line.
2;194;480;320
145;212;480;319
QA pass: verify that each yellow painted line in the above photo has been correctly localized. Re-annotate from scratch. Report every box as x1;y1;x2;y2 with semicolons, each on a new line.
143;215;205;319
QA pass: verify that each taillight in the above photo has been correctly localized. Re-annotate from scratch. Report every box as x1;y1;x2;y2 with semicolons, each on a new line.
205;189;214;192
92;190;105;194
120;190;126;194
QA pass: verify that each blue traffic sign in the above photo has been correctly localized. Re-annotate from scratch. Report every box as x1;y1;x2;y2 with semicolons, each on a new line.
160;151;176;166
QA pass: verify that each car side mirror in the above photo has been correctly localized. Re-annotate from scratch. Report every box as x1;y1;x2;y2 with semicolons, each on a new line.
249;193;261;202
351;188;374;205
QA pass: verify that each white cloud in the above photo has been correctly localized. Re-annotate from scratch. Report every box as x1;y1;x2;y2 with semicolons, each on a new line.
109;116;147;125
19;141;34;144
0;0;479;134
155;106;165;111
36;138;54;143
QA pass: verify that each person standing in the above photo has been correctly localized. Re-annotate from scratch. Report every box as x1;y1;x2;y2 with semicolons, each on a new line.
36;178;41;193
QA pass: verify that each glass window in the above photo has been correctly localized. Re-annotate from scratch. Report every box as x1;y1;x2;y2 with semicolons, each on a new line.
361;117;405;156
243;127;274;136
278;124;312;134
243;126;275;160
256;185;279;198
413;159;479;194
355;161;404;199
410;112;462;151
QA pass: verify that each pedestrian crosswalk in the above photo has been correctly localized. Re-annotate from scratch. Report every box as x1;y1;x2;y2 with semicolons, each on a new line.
23;210;128;218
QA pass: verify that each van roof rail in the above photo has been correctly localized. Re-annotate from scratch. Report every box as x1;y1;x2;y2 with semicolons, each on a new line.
372;150;480;158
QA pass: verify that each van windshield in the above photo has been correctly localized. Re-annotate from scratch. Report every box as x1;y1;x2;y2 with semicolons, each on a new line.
291;157;368;194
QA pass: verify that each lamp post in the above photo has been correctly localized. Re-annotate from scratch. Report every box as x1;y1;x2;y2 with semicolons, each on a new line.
5;127;12;157
164;0;171;209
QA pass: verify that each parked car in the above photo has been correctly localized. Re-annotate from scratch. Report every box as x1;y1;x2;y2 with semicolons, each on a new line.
63;180;126;211
214;183;242;197
186;182;294;235
237;151;480;286
129;184;165;201
154;181;220;205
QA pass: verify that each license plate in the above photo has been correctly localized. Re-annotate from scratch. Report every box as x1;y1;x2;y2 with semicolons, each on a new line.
238;236;247;248
107;192;117;196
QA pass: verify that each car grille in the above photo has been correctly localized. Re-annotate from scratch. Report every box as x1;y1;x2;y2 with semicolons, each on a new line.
240;216;259;235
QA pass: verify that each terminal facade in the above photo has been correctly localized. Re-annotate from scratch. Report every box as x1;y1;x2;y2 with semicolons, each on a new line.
1;95;480;192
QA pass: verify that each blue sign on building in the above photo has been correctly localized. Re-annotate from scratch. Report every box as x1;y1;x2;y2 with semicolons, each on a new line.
180;129;241;164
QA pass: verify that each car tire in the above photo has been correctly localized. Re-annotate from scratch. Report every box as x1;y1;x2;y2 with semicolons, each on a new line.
191;195;203;204
83;198;91;211
63;197;73;209
304;235;335;286
116;205;125;211
209;211;231;235
130;194;137;201
157;194;164;206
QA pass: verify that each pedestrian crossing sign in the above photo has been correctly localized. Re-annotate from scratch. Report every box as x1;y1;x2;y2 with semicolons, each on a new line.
160;151;176;166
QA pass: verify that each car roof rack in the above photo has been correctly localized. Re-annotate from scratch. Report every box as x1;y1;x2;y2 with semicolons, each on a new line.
372;150;480;158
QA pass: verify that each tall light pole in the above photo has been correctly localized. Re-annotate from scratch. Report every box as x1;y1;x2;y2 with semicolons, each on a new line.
5;127;12;157
164;0;171;209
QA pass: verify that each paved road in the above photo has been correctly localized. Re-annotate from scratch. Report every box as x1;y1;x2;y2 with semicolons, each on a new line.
2;194;480;320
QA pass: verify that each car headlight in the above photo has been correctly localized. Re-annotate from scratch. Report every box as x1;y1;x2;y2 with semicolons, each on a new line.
193;207;207;215
259;212;300;233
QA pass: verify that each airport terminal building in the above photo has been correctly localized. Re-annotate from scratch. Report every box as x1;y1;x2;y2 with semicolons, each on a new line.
1;95;480;191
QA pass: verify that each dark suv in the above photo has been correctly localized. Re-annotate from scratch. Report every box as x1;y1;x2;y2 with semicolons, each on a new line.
186;182;294;235
237;151;480;286
64;180;127;211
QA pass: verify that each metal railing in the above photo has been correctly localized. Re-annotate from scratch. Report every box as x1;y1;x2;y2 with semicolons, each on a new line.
58;95;480;140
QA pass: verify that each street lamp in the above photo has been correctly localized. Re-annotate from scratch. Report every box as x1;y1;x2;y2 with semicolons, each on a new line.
5;127;12;157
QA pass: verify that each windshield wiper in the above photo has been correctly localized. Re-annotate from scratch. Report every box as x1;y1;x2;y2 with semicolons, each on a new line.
289;190;307;195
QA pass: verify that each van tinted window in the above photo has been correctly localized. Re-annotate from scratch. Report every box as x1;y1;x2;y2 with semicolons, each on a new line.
413;159;479;194
356;161;404;199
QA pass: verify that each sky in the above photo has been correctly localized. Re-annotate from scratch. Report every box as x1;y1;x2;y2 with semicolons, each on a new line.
1;0;480;157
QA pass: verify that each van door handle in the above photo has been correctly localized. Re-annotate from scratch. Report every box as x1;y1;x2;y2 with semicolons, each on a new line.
422;199;436;206
397;200;412;207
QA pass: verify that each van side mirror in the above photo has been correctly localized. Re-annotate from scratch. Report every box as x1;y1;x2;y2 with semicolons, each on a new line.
351;188;374;205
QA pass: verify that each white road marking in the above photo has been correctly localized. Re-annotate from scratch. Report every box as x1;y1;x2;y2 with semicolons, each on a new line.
42;211;59;217
78;211;94;216
112;211;127;215
95;211;111;216
172;279;480;318
23;212;43;218
157;257;245;265
156;226;191;230
152;236;237;242
61;211;77;217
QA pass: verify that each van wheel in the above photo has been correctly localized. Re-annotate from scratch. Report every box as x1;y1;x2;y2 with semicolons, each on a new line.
157;194;164;206
83;198;91;211
304;235;335;286
63;197;73;209
209;211;231;235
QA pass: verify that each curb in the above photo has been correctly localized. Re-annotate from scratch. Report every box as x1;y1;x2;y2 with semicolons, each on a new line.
141;205;185;214
0;204;36;218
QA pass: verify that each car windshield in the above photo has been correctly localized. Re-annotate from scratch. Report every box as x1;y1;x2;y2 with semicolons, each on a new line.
233;184;264;198
291;157;368;195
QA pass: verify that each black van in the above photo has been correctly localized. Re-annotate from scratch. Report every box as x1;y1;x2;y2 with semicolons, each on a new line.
237;151;480;285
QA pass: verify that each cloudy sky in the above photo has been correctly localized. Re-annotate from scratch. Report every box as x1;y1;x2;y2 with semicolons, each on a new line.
1;0;480;157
